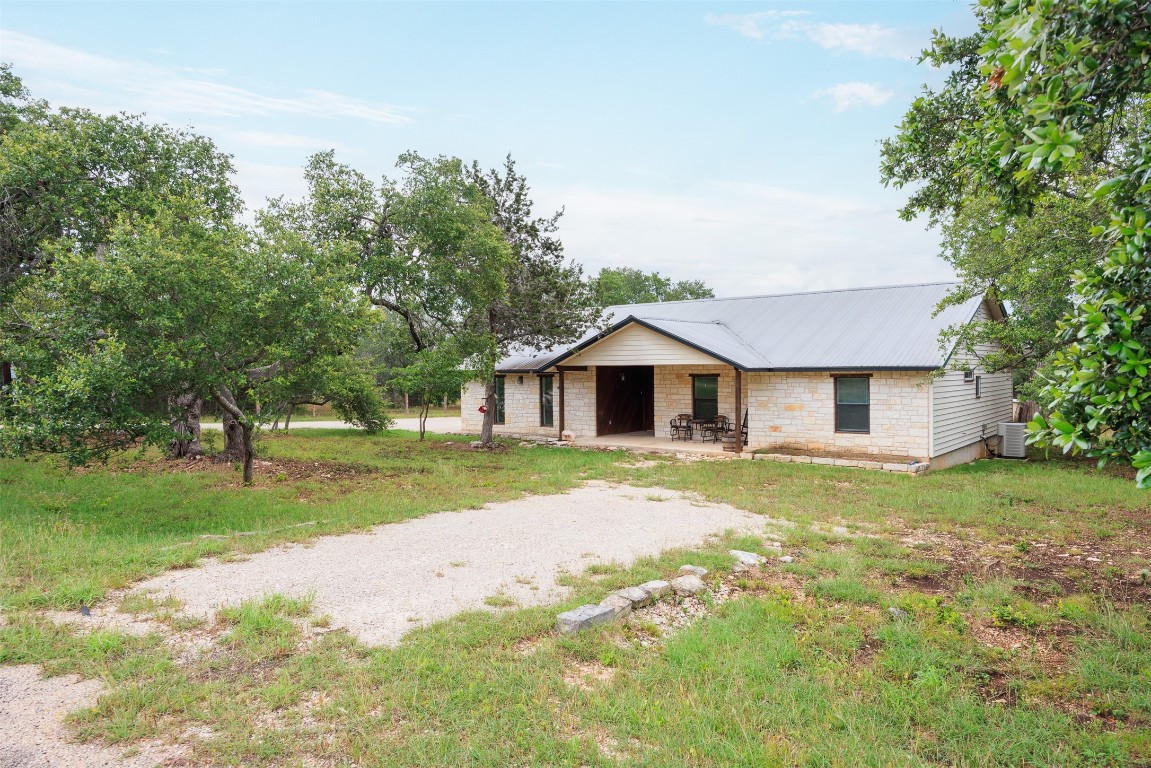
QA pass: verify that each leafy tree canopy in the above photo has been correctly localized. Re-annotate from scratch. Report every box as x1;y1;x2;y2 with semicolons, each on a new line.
592;267;714;306
0;64;240;303
885;0;1151;485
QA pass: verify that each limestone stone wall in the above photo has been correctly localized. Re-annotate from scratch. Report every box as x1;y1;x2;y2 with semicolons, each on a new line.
460;369;597;439
745;371;931;459
652;365;748;439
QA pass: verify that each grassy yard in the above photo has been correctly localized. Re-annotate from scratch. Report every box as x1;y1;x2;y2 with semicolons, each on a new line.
1;431;1149;766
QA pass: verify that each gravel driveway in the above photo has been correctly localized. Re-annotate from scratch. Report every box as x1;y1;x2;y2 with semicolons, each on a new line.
133;482;766;645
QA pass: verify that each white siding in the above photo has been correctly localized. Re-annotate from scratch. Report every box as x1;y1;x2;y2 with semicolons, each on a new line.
564;324;722;367
931;301;1014;457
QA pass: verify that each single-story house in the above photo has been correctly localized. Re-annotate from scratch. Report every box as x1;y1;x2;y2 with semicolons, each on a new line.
461;282;1013;469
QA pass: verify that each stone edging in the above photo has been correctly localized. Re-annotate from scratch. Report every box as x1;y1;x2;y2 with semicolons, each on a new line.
751;453;928;474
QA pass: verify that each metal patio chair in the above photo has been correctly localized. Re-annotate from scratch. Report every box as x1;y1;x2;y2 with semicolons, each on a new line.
670;413;694;441
701;414;730;443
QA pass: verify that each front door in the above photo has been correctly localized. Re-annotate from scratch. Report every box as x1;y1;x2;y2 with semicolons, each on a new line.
595;366;654;436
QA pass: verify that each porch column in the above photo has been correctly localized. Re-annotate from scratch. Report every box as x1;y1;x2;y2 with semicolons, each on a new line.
734;367;742;455
558;369;565;436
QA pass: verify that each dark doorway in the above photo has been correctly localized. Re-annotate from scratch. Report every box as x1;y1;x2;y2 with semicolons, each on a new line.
596;366;654;436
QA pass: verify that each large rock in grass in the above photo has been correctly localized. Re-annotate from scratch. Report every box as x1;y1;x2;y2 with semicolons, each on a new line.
678;565;708;577
557;604;619;634
638;580;672;600
670;574;707;596
611;586;655;608
730;550;767;567
598;594;633;620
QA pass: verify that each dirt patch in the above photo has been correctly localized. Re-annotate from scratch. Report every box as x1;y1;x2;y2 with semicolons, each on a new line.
562;660;617;691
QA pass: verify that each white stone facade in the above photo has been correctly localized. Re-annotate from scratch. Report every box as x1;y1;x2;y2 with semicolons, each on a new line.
460;371;596;439
745;370;934;460
464;366;932;460
745;371;931;459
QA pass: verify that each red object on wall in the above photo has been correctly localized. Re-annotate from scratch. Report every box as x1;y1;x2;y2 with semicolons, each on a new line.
478;405;487;413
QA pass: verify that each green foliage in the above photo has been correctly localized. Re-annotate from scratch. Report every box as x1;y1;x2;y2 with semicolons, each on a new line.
885;2;1151;484
593;266;714;306
0;65;239;303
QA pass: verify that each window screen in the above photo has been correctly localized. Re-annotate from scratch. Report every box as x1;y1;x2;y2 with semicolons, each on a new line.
692;376;719;420
539;375;554;427
835;377;869;433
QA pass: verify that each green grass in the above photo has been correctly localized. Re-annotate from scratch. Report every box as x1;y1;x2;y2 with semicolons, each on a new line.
1;433;1149;766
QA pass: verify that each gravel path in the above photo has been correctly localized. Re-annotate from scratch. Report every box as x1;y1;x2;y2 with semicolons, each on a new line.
134;482;766;645
0;665;177;768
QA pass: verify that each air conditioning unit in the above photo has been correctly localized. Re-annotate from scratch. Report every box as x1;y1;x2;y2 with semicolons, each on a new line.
998;422;1027;459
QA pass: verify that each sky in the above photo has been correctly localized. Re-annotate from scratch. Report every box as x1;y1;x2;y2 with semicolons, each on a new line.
0;1;976;297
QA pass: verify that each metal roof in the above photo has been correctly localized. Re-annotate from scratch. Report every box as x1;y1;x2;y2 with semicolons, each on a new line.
497;281;991;373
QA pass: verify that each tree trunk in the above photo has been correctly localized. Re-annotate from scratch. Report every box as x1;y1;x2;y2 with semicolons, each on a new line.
167;393;204;459
479;379;496;448
419;402;429;440
240;420;255;484
211;386;257;484
285;408;293;431
218;409;246;462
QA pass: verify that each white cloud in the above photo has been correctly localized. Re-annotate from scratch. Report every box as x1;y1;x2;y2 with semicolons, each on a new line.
705;12;916;59
810;82;894;112
805;23;911;58
703;11;809;40
0;31;415;124
534;182;950;297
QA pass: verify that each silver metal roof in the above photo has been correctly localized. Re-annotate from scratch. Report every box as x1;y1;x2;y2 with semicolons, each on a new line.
497;281;988;372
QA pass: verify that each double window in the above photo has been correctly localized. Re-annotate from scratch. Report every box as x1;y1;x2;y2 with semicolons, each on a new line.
539;375;554;427
691;375;719;420
494;376;506;424
834;376;870;433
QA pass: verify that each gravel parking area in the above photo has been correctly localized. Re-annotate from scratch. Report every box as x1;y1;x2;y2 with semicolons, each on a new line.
133;482;766;645
0;665;177;768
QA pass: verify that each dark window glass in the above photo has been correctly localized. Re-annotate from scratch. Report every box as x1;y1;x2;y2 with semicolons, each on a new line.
494;376;506;425
975;375;982;399
692;376;719;420
835;377;869;433
539;375;554;427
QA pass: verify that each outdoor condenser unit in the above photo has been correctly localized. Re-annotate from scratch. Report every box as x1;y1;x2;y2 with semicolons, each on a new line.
998;422;1027;459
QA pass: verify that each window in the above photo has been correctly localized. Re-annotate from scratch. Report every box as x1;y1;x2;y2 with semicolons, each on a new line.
835;376;870;433
975;375;982;399
494;376;506;424
963;369;974;383
691;375;719;420
539;375;554;427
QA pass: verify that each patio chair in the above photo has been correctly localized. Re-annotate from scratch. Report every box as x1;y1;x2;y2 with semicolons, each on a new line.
670;413;694;441
701;414;730;443
740;409;749;446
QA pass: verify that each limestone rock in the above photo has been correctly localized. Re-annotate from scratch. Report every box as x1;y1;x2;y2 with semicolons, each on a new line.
678;565;708;577
779;555;795;564
670;574;707;596
557;604;619;634
598;594;633;620
730;550;767;566
638;580;672;599
612;586;654;608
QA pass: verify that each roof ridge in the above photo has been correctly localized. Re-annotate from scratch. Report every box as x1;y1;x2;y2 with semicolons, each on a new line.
610;280;960;310
714;320;772;367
